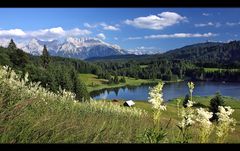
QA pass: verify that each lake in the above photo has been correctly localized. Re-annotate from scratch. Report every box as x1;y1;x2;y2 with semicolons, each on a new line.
91;81;240;101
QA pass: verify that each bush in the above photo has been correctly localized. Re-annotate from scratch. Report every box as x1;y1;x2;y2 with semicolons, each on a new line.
209;92;225;121
119;76;126;83
183;94;190;108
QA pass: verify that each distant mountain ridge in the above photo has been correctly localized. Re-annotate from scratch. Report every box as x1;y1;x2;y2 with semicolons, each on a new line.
1;38;240;63
0;37;127;59
87;41;240;65
162;41;240;63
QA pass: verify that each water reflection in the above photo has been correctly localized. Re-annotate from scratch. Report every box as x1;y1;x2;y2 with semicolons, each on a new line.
91;81;240;101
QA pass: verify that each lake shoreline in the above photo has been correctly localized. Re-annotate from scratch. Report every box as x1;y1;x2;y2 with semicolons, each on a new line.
88;78;183;93
91;81;240;101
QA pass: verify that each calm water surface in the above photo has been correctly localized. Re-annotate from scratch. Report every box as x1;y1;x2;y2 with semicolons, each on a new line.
91;81;240;101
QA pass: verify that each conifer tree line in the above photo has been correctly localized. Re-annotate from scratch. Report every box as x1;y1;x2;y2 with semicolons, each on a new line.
94;56;240;82
0;39;95;102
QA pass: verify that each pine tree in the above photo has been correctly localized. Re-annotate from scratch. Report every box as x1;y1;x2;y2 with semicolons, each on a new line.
8;39;17;50
120;76;126;83
9;49;29;68
72;70;90;102
41;45;50;68
209;92;225;121
113;74;119;84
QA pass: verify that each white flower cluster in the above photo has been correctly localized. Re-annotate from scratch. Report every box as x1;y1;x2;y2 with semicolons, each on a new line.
148;81;166;111
0;66;76;107
178;106;195;129
186;100;194;108
187;82;194;94
196;108;213;127
195;108;213;143
216;106;236;142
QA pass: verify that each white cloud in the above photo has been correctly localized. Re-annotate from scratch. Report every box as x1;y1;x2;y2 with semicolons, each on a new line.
114;37;118;40
103;25;119;31
96;33;106;40
144;33;217;39
66;28;91;37
127;32;217;40
0;27;91;40
127;37;142;40
195;22;214;27
29;27;65;39
202;13;210;16
84;22;120;31
0;29;26;38
100;23;120;31
195;22;221;28
124;12;187;30
226;22;240;26
84;23;97;28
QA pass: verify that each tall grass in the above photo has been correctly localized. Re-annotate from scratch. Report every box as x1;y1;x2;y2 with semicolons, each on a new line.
0;66;150;143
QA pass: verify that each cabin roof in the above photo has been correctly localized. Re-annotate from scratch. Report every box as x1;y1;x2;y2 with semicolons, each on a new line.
124;100;135;106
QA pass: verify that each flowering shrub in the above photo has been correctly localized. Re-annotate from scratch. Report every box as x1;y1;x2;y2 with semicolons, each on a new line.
195;108;213;143
216;106;236;143
176;82;236;143
177;99;195;143
148;81;166;125
187;82;194;104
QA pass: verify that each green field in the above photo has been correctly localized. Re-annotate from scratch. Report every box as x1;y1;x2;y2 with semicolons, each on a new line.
204;68;239;72
79;73;160;92
79;73;182;92
140;65;148;68
91;95;240;143
134;96;240;143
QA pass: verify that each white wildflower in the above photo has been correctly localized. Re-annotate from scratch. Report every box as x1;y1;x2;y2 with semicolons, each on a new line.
216;106;236;143
187;82;194;94
176;99;181;117
195;108;213;143
187;82;194;102
148;81;166;111
186;100;195;108
148;81;166;126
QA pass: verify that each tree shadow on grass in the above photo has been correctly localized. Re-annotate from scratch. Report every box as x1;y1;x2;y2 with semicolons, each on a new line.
193;102;208;108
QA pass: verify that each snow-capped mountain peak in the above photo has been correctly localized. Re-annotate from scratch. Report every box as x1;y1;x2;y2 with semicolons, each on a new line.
21;38;44;55
0;37;127;59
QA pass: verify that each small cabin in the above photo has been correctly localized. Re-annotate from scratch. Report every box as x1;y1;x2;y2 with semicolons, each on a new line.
123;100;135;107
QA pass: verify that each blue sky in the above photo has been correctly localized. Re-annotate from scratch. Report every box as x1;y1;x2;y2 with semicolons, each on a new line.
0;8;240;52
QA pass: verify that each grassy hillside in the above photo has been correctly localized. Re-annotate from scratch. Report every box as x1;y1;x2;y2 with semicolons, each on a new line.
113;96;240;143
0;66;150;143
1;66;239;143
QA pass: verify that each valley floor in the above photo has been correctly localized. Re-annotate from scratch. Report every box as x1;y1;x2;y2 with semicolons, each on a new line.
79;73;182;92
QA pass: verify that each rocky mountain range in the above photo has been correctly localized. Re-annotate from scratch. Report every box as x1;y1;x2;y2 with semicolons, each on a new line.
0;37;129;59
